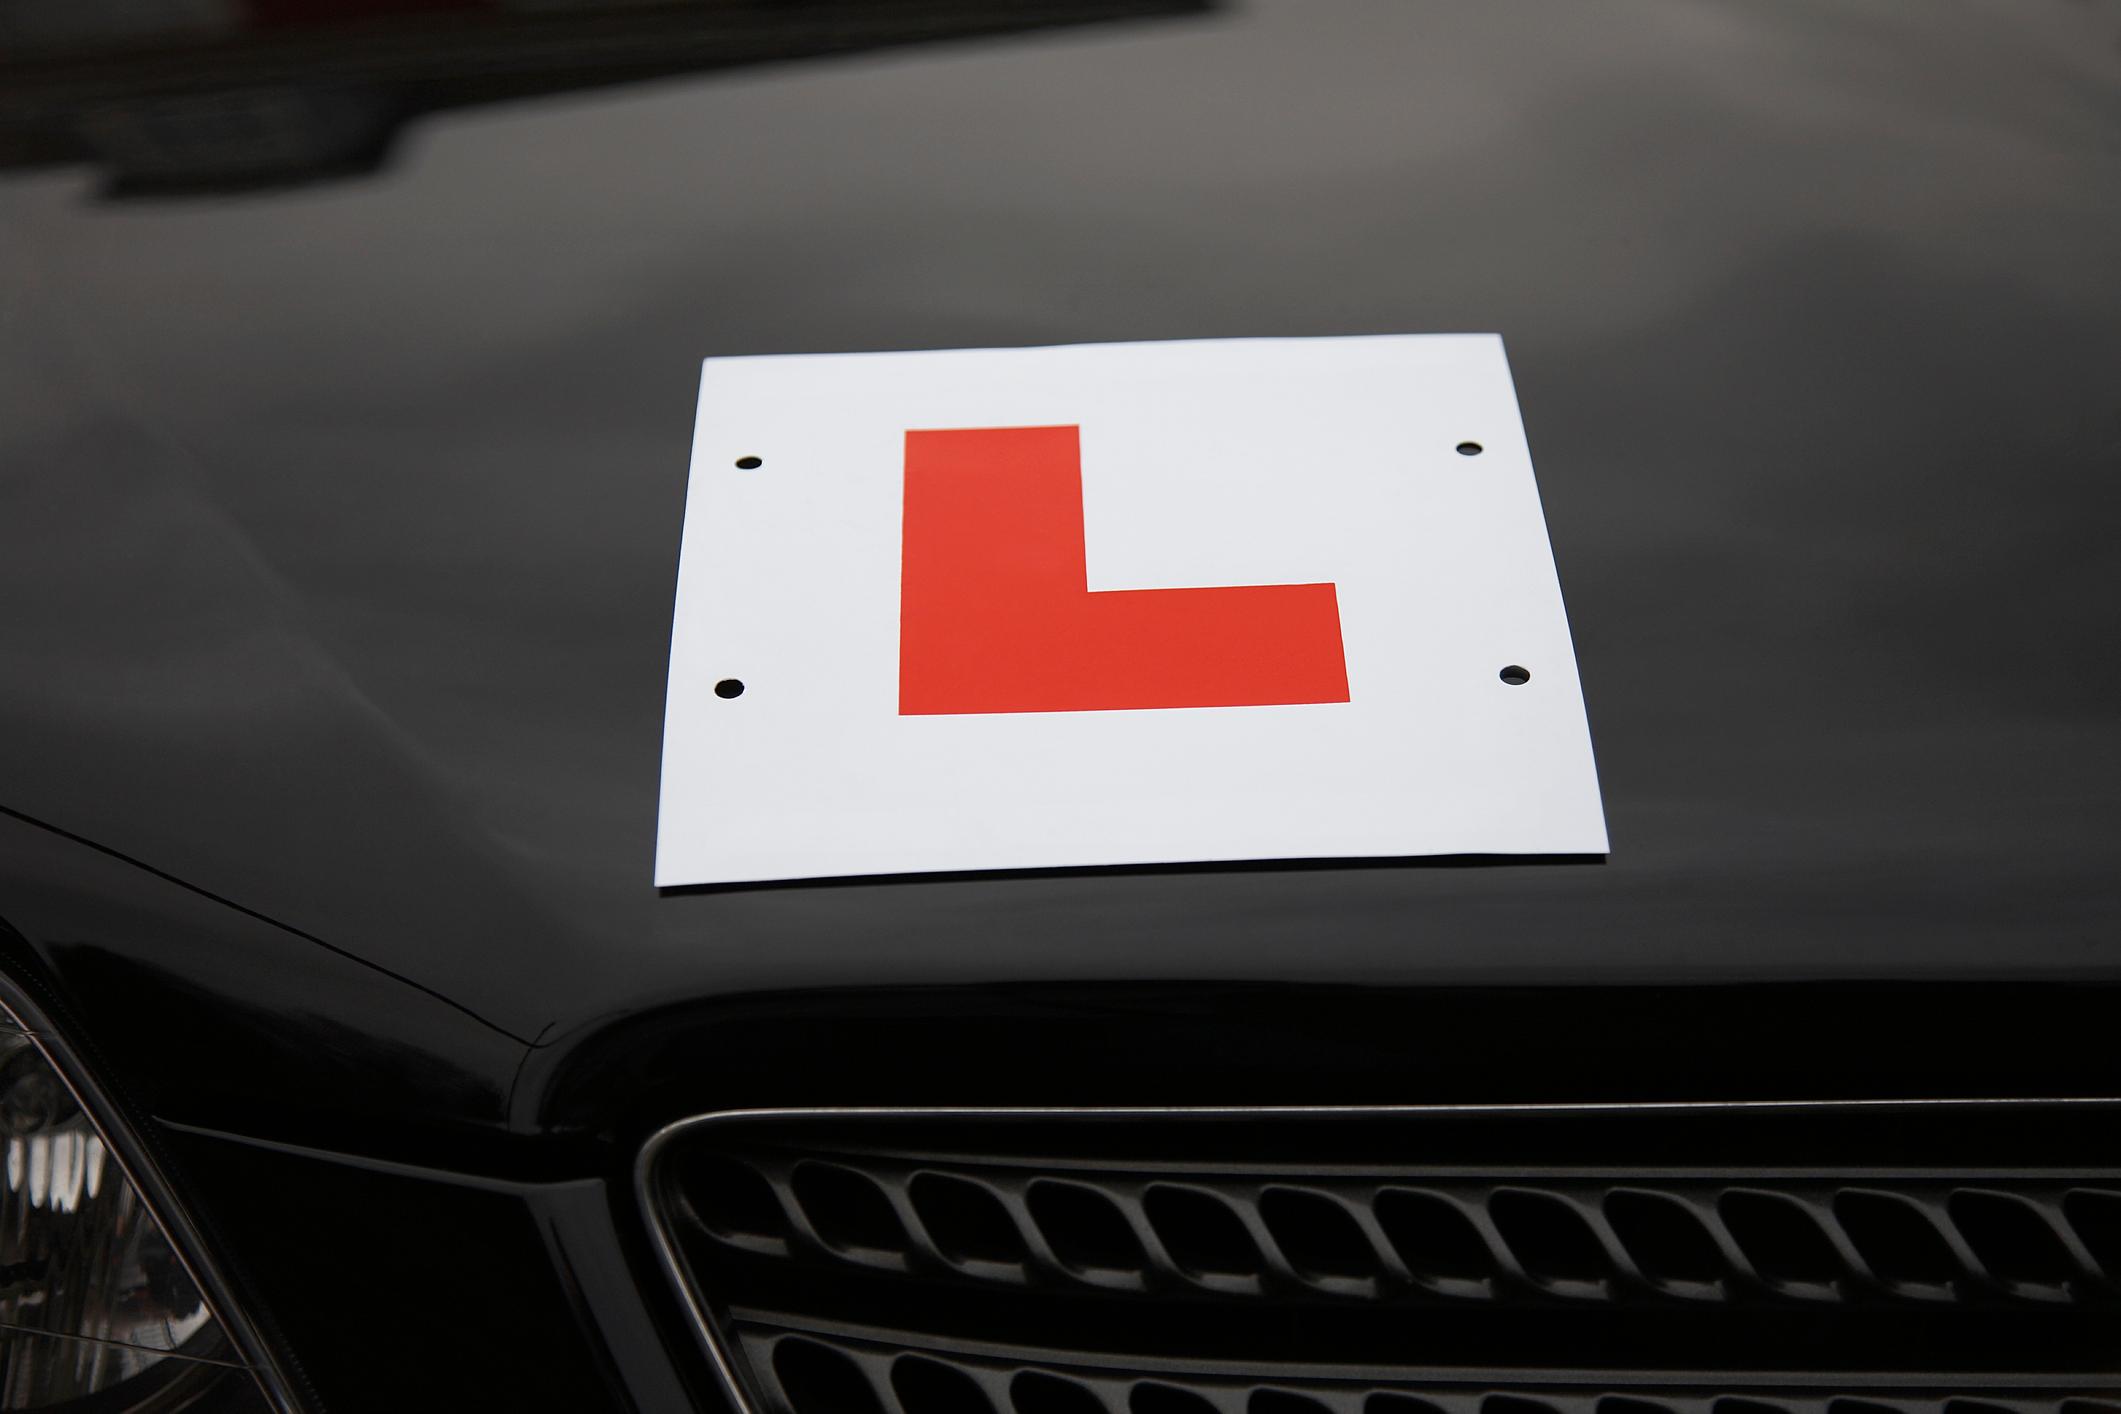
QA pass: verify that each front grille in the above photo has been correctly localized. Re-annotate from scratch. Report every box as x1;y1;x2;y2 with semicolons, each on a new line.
639;1106;2121;1414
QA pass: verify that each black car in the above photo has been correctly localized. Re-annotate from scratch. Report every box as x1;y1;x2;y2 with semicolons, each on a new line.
3;2;2119;1410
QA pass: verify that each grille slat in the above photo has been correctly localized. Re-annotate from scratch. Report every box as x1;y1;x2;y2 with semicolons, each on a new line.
736;1326;2117;1414
688;1152;2121;1309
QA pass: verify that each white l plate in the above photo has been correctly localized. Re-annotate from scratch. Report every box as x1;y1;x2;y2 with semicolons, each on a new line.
658;334;1605;886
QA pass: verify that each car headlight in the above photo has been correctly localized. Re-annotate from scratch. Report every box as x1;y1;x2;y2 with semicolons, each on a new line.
0;982;291;1410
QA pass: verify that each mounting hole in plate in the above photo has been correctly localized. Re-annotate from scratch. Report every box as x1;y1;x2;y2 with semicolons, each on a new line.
1499;665;1530;685
715;679;746;699
1456;441;1484;457
735;456;763;470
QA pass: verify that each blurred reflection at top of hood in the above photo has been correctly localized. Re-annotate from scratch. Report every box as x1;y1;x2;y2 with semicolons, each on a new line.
0;0;1212;197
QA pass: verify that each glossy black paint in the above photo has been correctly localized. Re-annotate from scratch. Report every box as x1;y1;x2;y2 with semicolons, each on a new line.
1;2;2119;1408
